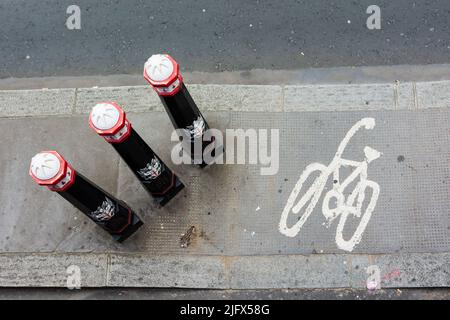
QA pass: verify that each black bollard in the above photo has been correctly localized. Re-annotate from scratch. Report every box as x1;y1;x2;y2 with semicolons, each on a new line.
29;151;143;242
143;54;222;168
89;102;184;206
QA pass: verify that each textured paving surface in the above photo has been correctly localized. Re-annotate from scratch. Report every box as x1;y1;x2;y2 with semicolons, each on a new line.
1;110;449;255
111;111;450;255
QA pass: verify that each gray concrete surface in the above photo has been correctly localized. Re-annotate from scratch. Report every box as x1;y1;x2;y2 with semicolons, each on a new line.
110;110;450;256
74;85;283;114
0;82;449;288
0;88;75;117
284;83;396;111
0;254;107;287
2;80;450;118
0;253;448;289
1;0;449;79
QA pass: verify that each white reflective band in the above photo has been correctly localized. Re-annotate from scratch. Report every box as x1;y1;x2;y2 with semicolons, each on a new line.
52;166;73;189
155;78;181;94
105;120;130;142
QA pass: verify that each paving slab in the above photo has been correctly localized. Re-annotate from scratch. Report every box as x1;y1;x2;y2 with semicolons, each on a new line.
0;116;121;252
0;253;107;287
107;254;228;288
284;83;396;112
0;88;75;117
416;81;450;109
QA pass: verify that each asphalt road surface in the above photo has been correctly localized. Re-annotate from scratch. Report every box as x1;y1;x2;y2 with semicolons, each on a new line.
0;0;449;78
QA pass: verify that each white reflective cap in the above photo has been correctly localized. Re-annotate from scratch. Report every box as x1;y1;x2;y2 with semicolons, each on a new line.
30;152;61;181
144;54;174;82
90;103;121;130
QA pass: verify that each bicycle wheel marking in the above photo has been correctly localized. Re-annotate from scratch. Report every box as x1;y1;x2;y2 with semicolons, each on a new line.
279;118;381;252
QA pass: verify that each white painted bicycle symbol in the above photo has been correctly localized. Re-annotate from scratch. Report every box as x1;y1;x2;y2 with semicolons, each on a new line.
279;118;381;252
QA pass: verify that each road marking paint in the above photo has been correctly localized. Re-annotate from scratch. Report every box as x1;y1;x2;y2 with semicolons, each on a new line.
279;118;381;252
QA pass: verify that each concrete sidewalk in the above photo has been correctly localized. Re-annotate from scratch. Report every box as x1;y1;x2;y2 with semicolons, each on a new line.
2;80;450;118
0;80;449;288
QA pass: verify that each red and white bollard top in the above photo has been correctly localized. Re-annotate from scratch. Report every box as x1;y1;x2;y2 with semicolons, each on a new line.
29;151;76;192
89;102;131;143
143;54;183;96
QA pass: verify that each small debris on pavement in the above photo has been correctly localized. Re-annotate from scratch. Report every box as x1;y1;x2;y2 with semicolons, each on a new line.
180;226;196;248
